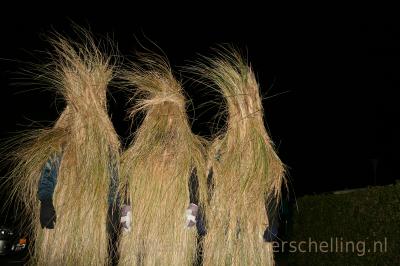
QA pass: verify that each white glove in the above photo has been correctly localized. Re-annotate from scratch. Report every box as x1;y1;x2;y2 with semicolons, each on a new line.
120;204;132;233
185;203;199;228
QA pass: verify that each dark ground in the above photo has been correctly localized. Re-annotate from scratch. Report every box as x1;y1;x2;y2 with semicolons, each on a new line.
0;252;27;265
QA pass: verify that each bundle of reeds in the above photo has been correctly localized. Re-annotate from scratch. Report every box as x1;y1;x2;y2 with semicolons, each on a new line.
118;54;207;266
194;49;286;265
7;31;120;265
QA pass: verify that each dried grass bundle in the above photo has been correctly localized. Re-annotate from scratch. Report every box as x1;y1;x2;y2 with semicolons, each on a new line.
118;54;207;266
5;30;120;265
193;49;286;265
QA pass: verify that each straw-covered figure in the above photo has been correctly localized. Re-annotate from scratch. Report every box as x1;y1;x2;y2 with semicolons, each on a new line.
192;49;286;265
6;31;120;265
118;53;207;266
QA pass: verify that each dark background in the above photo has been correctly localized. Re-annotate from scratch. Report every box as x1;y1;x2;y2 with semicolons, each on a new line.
1;9;399;225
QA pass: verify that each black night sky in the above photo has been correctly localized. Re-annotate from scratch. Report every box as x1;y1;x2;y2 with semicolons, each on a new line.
1;8;399;218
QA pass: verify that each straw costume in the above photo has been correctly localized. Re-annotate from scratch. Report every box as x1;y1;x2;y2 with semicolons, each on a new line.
118;54;207;266
7;32;120;265
194;50;286;265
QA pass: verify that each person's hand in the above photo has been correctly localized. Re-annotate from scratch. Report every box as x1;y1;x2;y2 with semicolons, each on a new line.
40;199;56;229
120;204;132;233
185;203;199;228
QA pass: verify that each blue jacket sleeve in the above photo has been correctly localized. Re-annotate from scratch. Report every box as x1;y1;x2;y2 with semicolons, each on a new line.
37;153;61;201
108;158;119;206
